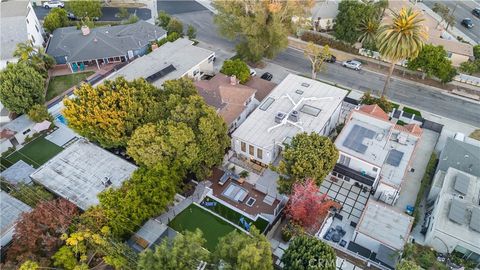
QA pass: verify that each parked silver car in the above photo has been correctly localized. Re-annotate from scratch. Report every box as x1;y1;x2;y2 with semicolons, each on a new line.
342;60;362;71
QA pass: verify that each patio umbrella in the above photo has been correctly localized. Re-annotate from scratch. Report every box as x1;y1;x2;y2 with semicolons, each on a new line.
33;120;51;132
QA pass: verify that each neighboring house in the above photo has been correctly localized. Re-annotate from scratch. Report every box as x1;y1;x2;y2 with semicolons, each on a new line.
244;77;277;103
0;1;44;69
231;74;348;166
46;21;167;72
0;102;11;125
0;115;36;153
424;167;480;267
435;137;480;178
1;160;35;185
310;0;339;31
127;219;177;253
104;38;215;87
333;105;422;205
195;74;258;132
30;139;137;210
1;191;32;249
388;0;474;66
350;199;414;269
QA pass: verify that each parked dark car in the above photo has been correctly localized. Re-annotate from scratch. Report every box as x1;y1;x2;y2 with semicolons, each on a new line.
461;18;474;29
325;54;337;63
472;8;480;19
67;12;77;20
260;72;273;81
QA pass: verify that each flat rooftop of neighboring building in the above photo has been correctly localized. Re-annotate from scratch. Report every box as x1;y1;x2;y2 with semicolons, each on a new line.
232;74;347;151
106;38;214;87
438;137;480;177
1;160;34;185
356;199;413;251
128;218;177;252
432;168;480;245
1;191;31;237
336;108;421;187
30;139;137;210
0;1;29;60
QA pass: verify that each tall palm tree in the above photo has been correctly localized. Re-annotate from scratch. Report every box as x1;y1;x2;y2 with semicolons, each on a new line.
358;18;380;50
377;7;428;96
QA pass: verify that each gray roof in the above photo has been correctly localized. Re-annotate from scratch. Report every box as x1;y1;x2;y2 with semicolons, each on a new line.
30;139;137;210
438;137;480;177
128;218;177;252
454;173;470;195
376;244;399;268
0;1;29;60
1;115;34;134
470;206;480;232
448;198;467;224
1;160;35;185
46;21;166;62
1;191;31;236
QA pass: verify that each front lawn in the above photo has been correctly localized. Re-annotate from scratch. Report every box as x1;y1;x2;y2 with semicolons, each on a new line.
168;203;240;251
402;106;422;117
1;135;63;171
46;71;94;101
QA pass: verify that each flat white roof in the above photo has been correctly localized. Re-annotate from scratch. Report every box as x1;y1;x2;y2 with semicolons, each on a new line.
432;168;480;247
336;111;419;187
232;74;347;151
356;199;413;250
105;38;214;87
30;139;137;210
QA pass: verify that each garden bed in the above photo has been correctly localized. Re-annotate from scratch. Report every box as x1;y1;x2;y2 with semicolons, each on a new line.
402;106;422;117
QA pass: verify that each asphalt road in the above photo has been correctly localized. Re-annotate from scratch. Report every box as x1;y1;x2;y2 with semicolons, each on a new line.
33;6;151;21
423;0;480;42
175;8;480;127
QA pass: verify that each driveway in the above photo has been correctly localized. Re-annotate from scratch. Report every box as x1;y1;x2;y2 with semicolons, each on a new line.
33;6;151;21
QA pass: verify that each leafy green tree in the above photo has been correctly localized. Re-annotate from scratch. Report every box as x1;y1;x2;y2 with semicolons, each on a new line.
377;7;427;96
63;77;162;148
0;63;45;114
43;8;68;32
220;59;251;83
166;31;181;42
303;42;331;79
214;0;312;62
187;24;197;39
124;14;139;24
156;10;171;27
214;228;273;270
273;132;338;194
281;235;336;270
68;0;102;19
360;92;393;112
117;7;129;19
28;104;52;123
166;18;183;35
396;260;421;270
98;164;180;238
459;60;480;75
432;3;451;27
407;44;455;81
14;41;55;77
474;45;480;59
334;0;380;44
435;60;457;83
18;260;39;270
138;229;209;270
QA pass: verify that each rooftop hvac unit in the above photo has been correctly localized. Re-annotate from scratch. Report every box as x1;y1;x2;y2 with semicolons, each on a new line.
275;112;286;123
288;110;299;122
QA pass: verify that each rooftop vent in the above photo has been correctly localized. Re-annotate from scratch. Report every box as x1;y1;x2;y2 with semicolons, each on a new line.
275;112;286;123
301;82;310;87
102;177;112;188
288;110;299;122
295;89;304;95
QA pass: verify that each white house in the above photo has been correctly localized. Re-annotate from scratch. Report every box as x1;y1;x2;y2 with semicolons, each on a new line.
231;74;348;166
1;1;44;69
332;105;422;205
0;115;36;153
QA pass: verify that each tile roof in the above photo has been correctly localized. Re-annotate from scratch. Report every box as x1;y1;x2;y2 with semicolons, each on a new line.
195;74;256;125
359;104;390;121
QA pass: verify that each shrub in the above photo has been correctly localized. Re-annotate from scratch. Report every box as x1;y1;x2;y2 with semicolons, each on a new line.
166;32;180;42
28;104;53;123
166;18;183;35
301;31;358;55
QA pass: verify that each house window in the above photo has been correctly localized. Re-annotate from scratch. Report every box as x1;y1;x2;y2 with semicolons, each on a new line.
193;70;199;76
241;142;246;152
35;24;39;33
26;18;29;24
257;149;263;159
249;145;254;156
208;54;215;63
339;154;350;166
373;167;378;172
31;35;36;44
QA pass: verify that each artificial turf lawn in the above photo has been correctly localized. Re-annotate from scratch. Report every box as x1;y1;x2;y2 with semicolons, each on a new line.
1;136;63;171
168;204;240;251
202;197;270;233
46;71;94;101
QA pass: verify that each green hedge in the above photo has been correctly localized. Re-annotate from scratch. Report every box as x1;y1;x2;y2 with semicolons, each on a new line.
403;106;422;117
413;152;438;226
300;31;359;55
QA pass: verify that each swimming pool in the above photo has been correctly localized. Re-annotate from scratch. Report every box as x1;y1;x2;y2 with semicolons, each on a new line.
55;115;68;125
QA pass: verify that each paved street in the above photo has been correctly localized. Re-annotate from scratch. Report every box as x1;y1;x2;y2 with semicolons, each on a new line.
34;6;151;21
423;0;480;42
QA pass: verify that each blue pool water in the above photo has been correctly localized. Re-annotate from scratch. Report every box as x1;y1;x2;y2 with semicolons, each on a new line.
56;115;68;125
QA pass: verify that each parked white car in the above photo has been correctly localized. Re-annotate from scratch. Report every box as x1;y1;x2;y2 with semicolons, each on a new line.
342;60;362;71
43;1;64;8
249;68;257;77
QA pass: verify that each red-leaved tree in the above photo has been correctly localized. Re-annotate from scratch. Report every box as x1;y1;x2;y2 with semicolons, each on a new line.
286;179;333;229
6;198;78;265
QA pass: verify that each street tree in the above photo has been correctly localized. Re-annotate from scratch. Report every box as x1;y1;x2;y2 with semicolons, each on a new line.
459;60;480;75
43;8;68;32
287;179;332;229
220;59;251;83
396;260;421;270
407;44;456;83
98;164;180;238
187;25;197;39
273;132;338;194
360;92;393;112
156;10;171;27
18;261;40;270
432;3;450;27
6;199;78;266
138;229;210;270
474;45;480;59
334;0;380;44
377;7;427;96
435;59;457;84
303;42;331;79
63;77;162;148
28;104;52;123
69;0;102;19
214;228;273;270
166;18;184;35
281;235;336;270
0;63;45;114
214;0;313;63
